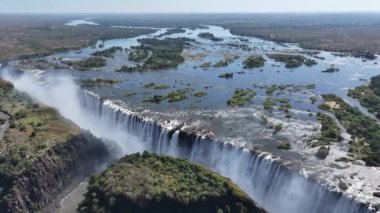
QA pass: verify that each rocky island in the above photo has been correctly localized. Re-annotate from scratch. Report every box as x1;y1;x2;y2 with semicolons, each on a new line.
78;152;265;213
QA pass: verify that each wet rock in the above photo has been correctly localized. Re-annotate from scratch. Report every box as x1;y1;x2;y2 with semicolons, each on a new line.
316;146;329;159
338;181;348;191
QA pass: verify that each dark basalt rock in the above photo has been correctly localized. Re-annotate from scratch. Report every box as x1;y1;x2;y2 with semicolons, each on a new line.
1;132;110;213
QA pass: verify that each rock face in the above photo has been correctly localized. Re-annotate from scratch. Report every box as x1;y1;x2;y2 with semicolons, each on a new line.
1;132;109;213
78;152;266;213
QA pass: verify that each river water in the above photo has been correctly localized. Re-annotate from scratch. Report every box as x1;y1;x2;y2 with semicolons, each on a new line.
3;25;380;212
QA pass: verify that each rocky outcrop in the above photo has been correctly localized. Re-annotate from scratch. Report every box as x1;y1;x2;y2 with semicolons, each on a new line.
1;132;110;213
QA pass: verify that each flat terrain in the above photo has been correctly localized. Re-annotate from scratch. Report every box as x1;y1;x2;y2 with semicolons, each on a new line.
2;13;380;62
0;78;79;178
88;13;380;54
0;15;155;62
218;13;380;54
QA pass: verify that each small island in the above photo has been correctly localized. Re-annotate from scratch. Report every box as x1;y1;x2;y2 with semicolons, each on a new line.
219;72;234;79
78;152;265;213
158;28;186;37
227;89;256;107
64;57;107;71
91;46;123;58
198;32;223;42
213;56;236;68
243;55;266;69
144;89;191;103
80;78;121;87
117;37;193;72
322;67;339;73
267;54;317;68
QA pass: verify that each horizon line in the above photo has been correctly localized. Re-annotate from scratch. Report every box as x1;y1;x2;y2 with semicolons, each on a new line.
1;11;380;15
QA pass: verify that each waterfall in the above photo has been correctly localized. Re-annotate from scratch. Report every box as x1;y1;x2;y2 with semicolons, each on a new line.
79;90;373;213
1;70;373;213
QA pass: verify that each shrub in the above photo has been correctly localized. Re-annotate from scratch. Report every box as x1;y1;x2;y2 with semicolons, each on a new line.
243;55;266;69
273;123;283;134
277;142;291;150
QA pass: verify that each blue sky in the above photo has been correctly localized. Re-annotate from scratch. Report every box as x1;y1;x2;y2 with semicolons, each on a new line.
2;0;380;13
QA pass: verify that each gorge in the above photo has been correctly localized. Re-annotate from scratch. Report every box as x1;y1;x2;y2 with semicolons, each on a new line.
1;15;380;213
0;68;374;213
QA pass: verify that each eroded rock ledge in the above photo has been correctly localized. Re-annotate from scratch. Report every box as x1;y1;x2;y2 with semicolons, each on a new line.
1;132;109;213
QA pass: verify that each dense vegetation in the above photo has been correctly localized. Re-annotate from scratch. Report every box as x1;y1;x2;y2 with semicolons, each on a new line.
78;152;265;213
304;59;318;66
320;94;380;166
310;113;343;148
144;89;191;103
267;54;316;68
213;56;236;68
219;73;234;79
227;89;256;107
117;38;193;72
253;84;315;97
0;78;80;205
80;78;121;87
128;47;150;62
273;123;283;134
322;67;339;73
197;32;223;42
348;75;380;118
317;113;343;143
243;55;266;69
92;46;123;58
351;51;377;60
154;84;171;90
223;14;380;55
158;28;186;37
194;91;207;98
263;99;276;112
277;142;291;150
64;57;107;71
198;62;212;70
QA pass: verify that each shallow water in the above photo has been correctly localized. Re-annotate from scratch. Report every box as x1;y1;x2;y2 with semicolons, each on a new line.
13;24;380;150
19;24;380;154
42;25;380;114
